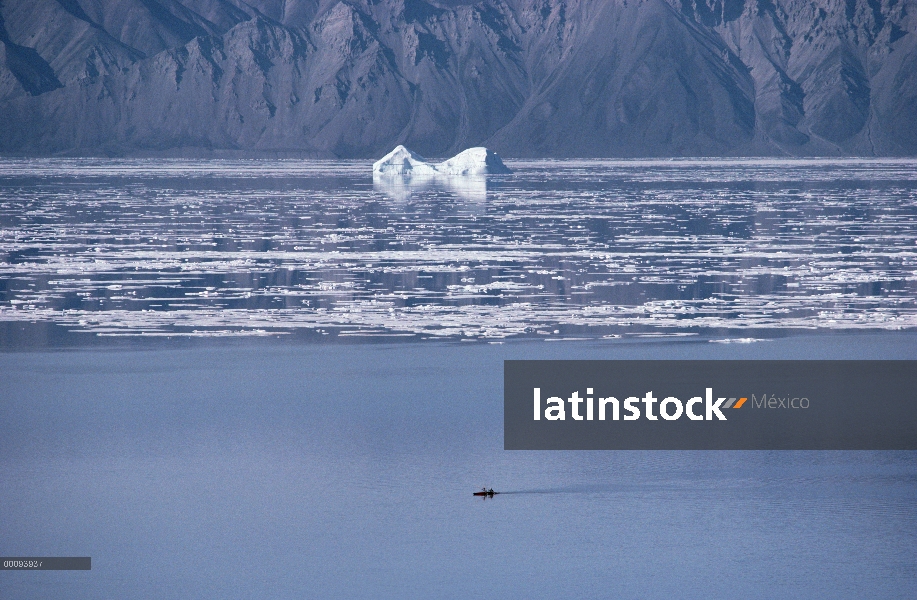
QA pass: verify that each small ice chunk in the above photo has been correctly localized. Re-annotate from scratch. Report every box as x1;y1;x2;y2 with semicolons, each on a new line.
372;145;439;176
437;147;512;175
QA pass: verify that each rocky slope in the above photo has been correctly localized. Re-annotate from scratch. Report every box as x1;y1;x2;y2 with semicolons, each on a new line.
1;0;915;157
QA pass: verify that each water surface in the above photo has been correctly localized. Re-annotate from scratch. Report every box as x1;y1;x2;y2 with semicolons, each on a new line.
1;158;915;341
1;159;916;598
1;336;916;599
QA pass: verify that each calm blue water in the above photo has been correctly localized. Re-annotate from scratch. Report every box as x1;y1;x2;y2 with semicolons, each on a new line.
2;336;917;599
1;159;916;597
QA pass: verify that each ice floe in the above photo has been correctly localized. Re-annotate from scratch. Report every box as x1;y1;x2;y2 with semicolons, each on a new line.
1;157;917;341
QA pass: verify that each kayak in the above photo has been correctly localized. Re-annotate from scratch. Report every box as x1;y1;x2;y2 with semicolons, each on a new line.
473;491;498;496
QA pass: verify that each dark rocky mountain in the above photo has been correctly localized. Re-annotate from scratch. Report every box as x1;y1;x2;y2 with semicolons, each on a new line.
1;0;915;157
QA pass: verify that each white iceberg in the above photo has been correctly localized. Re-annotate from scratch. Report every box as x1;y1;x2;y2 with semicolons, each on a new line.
437;147;512;175
372;145;439;177
372;145;511;177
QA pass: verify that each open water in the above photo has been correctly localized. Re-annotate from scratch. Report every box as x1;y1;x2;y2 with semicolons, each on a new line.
1;159;916;598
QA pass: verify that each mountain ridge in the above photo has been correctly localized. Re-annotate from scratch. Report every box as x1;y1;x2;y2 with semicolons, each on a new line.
1;0;915;157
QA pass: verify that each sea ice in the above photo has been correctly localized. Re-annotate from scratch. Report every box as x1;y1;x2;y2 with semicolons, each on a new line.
372;145;512;176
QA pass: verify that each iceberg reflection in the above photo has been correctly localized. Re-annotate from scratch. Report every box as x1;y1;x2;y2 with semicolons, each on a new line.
373;173;487;203
373;173;436;202
439;175;487;203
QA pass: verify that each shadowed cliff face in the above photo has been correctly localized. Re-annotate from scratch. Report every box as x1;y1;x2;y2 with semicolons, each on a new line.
0;0;915;156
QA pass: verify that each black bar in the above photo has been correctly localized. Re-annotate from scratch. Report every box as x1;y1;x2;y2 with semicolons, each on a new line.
1;558;90;570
